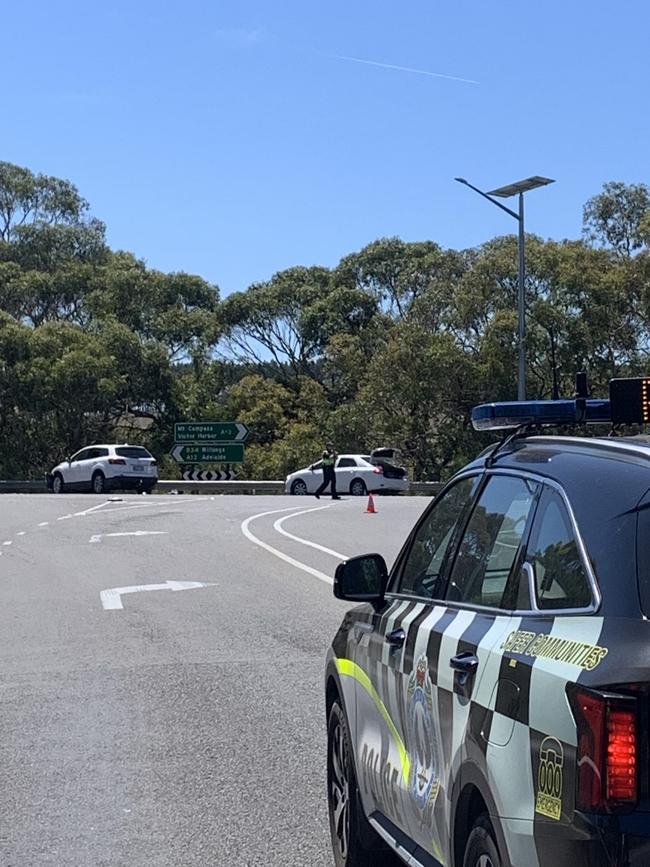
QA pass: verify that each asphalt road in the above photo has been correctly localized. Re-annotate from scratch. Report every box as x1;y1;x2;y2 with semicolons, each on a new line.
0;493;429;867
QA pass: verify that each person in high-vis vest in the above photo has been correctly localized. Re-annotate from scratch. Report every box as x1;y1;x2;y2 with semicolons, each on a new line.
314;444;341;500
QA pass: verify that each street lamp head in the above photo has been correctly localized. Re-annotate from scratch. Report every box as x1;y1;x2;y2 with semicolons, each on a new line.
487;176;555;198
454;177;468;184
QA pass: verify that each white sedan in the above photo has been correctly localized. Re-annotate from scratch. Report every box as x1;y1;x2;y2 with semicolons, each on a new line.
285;453;409;496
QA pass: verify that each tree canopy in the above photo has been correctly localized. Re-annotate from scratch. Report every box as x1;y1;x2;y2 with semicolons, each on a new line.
1;160;649;481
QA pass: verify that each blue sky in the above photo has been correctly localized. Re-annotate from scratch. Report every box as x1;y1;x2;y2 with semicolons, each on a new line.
3;1;649;295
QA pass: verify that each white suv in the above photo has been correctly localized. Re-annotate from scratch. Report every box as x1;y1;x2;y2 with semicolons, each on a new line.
47;444;158;494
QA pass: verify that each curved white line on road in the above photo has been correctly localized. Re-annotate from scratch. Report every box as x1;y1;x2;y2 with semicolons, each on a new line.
273;510;348;560
241;506;335;585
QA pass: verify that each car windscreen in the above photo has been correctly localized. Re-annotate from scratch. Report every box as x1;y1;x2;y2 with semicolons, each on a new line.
115;447;153;459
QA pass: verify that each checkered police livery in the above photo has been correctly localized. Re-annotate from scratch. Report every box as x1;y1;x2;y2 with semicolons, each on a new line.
325;382;650;867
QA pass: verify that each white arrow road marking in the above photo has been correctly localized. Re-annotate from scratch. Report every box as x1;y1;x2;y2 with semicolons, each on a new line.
241;505;334;585
273;509;348;560
74;501;114;518
85;499;202;519
89;530;168;543
100;580;216;610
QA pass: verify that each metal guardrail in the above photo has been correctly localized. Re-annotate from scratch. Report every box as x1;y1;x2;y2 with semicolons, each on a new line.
0;479;443;496
155;479;285;495
410;482;443;496
0;480;48;493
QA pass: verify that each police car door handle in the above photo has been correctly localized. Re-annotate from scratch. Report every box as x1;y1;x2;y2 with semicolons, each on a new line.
386;628;406;647
450;652;479;674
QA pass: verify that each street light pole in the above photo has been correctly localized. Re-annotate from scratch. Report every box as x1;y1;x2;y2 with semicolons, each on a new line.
517;192;525;401
454;175;555;401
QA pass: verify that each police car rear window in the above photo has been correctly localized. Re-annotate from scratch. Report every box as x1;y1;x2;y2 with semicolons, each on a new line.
115;447;152;459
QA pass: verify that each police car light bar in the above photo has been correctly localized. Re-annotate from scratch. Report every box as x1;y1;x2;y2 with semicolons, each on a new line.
471;399;611;431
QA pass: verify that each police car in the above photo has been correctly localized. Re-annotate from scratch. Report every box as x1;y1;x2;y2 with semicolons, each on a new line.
325;378;650;867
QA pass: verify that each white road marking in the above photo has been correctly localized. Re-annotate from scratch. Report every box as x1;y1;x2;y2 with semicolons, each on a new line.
16;531;26;536
241;506;334;585
74;501;114;518
78;499;202;519
89;531;167;543
100;580;215;611
273;509;348;560
38;522;49;527
3;541;12;546
57;514;73;521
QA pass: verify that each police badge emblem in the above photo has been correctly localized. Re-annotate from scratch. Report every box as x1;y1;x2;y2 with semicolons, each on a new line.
407;655;440;817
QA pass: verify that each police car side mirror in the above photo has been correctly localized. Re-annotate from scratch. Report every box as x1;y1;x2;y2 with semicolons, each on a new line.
334;554;388;606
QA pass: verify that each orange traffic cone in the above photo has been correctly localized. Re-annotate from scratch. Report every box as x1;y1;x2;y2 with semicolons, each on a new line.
365;493;377;514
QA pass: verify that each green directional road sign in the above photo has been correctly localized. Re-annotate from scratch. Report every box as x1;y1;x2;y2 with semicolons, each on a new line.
170;443;245;464
174;421;249;443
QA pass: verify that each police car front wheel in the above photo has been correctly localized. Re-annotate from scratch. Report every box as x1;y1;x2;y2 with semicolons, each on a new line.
462;815;501;867
327;700;398;867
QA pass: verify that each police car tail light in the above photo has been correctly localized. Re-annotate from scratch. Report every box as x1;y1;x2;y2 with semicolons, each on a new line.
372;466;383;474
568;685;638;811
607;707;637;803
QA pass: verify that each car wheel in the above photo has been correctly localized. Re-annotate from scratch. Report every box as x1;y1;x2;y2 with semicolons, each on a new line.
327;701;393;867
291;479;308;495
349;478;367;497
463;815;502;867
92;471;106;495
52;474;64;494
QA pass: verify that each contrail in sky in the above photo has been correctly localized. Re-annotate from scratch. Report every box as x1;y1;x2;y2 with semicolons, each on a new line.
331;54;480;85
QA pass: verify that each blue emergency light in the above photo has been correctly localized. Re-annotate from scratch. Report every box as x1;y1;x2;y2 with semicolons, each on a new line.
471;399;612;431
